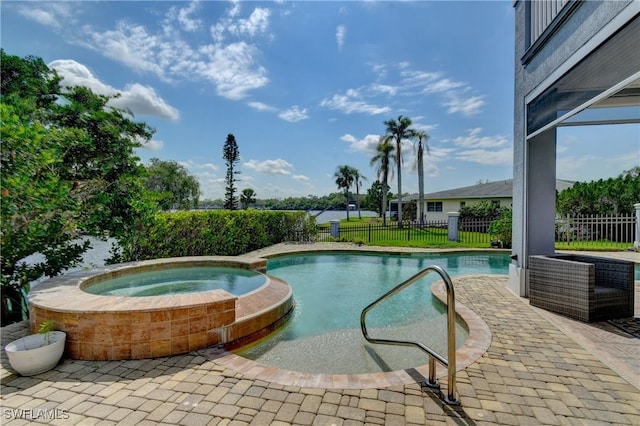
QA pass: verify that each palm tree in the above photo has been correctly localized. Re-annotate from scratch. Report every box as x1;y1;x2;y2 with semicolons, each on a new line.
413;131;430;224
384;115;415;226
240;188;256;209
334;165;355;220
370;136;396;226
350;167;367;219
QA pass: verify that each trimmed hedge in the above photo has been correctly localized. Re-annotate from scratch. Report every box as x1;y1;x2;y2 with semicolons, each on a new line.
112;210;315;262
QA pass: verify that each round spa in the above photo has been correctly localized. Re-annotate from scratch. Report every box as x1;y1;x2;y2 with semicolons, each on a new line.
28;257;293;361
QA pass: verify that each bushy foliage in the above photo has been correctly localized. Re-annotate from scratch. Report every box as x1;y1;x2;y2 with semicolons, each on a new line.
1;50;156;324
459;200;507;220
488;209;512;248
556;167;640;216
110;210;316;262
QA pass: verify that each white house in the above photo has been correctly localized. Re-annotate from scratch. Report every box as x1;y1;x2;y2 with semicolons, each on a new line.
390;179;575;222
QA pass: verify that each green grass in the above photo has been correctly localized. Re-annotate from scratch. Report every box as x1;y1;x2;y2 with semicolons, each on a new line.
554;241;631;251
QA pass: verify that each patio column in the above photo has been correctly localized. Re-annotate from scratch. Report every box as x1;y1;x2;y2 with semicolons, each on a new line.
330;220;340;239
447;212;460;242
635;203;640;250
510;128;557;297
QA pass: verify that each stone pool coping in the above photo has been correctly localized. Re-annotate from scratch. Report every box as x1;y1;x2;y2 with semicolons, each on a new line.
28;256;293;361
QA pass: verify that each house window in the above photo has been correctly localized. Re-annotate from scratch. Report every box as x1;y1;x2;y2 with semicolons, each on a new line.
427;202;443;212
460;201;466;209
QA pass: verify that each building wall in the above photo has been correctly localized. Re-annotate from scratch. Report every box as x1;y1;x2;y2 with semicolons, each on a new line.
420;198;512;222
512;0;636;296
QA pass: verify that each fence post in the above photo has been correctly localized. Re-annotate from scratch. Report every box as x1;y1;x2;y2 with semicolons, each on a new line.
635;203;640;250
447;212;460;242
330;220;340;239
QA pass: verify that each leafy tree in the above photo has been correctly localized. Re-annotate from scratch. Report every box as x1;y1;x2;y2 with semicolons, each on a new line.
240;188;257;209
1;104;88;324
144;158;200;210
413;131;430;223
383;115;415;226
334;165;355;220
1;49;60;112
364;180;393;216
370;136;397;225
1;51;156;325
556;167;640;216
223;133;240;210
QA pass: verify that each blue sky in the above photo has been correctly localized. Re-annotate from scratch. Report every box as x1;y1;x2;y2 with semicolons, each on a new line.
2;1;638;200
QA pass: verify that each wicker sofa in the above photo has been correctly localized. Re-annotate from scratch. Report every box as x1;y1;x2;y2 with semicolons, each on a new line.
528;254;635;322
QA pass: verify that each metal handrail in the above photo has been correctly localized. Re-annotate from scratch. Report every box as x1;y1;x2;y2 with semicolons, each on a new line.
360;265;459;405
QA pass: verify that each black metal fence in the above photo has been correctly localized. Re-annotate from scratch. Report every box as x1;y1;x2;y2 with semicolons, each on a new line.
314;218;493;245
307;214;637;249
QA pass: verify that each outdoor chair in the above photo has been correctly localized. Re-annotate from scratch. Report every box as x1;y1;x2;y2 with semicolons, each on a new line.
528;254;634;322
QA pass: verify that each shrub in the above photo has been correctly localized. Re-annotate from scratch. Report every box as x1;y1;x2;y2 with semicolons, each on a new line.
488;209;512;248
110;210;316;262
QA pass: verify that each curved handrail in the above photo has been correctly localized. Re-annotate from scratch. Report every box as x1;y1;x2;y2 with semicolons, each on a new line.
360;265;459;405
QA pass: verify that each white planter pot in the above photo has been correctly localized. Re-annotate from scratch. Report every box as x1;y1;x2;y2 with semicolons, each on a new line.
4;331;66;376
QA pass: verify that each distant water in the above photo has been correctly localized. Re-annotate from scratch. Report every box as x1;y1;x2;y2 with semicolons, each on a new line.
309;210;379;224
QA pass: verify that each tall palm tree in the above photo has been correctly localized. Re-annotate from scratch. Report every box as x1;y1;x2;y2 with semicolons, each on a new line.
350;167;367;219
413;131;430;223
334;165;355;220
370;136;396;226
384;115;415;226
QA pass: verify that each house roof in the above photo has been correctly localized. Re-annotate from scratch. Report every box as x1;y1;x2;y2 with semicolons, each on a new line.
401;179;575;201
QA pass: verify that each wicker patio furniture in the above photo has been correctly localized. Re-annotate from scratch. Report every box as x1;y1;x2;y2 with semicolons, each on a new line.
528;254;635;322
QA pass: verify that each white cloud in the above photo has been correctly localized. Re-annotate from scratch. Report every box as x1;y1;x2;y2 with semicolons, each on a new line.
455;148;512;165
230;7;271;37
451;128;512;165
177;1;202;32
49;59;180;120
85;22;166;78
248;101;277;112
141;138;164;151
424;78;466;94
336;25;346;50
444;94;485;116
293;175;309;181
320;91;391;115
212;4;270;42
341;134;382;155
198;42;269;100
78;4;271;100
394;65;485;116
279;106;309;122
370;84;399;96
400;70;440;88
15;2;75;28
244;159;294;175
453;128;508;149
113;84;180;120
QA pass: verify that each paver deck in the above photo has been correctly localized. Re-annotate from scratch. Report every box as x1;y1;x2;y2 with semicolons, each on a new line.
1;243;638;425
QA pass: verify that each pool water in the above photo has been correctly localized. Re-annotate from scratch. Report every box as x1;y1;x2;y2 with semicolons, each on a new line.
83;267;266;297
235;252;509;374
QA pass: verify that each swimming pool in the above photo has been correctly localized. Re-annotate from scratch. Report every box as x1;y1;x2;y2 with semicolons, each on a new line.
235;252;509;374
